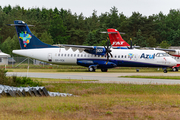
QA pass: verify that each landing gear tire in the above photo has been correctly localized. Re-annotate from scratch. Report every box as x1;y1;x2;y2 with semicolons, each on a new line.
172;67;178;72
101;69;108;72
172;68;176;72
89;66;95;72
163;69;167;73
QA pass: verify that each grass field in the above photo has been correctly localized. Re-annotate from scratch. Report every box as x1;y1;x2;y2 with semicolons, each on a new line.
1;64;180;119
1;83;180;119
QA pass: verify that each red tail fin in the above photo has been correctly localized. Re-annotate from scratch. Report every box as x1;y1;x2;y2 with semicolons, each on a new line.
107;28;130;47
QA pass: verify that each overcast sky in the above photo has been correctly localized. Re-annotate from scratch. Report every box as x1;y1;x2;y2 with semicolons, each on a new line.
1;0;180;17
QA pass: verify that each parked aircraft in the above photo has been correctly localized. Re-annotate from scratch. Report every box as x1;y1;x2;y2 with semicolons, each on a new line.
8;20;177;73
105;28;180;71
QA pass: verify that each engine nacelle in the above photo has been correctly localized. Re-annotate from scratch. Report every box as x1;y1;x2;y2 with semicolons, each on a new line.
84;46;106;56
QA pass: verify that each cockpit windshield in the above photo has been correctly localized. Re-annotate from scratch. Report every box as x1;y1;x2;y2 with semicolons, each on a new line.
156;53;169;57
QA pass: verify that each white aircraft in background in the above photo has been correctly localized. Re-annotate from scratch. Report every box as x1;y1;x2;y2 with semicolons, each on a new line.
7;20;177;73
105;28;180;71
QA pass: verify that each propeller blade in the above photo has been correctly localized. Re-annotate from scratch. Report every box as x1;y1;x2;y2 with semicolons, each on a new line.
109;53;113;57
106;55;109;64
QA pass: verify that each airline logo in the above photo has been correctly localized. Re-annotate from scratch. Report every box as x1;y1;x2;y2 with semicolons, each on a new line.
112;41;124;46
140;53;155;59
128;53;134;60
19;31;32;47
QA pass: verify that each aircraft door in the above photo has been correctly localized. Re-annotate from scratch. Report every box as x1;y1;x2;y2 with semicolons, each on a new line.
133;54;138;61
48;53;52;62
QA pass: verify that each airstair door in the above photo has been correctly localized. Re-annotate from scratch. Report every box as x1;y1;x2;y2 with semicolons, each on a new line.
48;53;52;62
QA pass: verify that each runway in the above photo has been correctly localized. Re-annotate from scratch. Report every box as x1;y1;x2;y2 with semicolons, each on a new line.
6;72;180;84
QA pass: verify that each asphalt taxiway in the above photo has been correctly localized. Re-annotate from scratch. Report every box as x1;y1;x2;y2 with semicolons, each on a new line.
6;72;180;84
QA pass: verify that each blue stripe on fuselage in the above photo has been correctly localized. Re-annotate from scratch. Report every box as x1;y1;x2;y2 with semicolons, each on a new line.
77;58;170;68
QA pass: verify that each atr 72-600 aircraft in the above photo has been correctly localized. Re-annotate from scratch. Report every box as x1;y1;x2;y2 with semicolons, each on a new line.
106;28;180;71
8;20;177;73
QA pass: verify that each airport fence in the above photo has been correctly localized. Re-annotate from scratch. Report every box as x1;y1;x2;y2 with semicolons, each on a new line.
10;57;43;65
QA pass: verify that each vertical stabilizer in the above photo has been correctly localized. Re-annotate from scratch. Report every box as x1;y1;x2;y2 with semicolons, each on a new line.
107;28;130;47
11;20;58;49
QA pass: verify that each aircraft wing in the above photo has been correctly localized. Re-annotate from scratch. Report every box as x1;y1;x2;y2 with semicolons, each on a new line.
149;48;176;52
63;45;94;52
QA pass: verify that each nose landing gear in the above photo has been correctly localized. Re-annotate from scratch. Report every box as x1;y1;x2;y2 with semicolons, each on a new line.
163;68;167;73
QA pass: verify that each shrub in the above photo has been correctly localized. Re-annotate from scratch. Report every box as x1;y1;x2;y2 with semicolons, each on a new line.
0;68;42;87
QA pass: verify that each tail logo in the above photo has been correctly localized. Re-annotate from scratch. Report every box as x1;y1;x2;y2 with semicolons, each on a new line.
112;41;124;46
19;31;32;47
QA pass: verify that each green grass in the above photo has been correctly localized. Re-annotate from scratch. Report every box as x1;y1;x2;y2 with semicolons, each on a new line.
1;82;180;119
120;75;180;79
32;77;98;82
43;82;180;95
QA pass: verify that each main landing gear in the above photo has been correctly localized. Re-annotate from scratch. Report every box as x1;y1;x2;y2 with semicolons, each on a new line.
88;65;108;72
172;67;179;72
88;66;96;72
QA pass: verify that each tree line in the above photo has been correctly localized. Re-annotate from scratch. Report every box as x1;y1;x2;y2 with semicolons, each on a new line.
0;5;180;55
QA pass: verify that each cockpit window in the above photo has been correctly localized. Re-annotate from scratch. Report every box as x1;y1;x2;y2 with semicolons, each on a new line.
156;53;169;57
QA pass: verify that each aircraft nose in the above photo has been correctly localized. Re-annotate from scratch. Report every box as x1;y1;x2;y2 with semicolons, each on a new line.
170;58;177;66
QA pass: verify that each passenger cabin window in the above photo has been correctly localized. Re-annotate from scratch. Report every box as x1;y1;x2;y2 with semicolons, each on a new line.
84;54;86;57
61;54;63;57
71;54;73;57
58;54;60;56
68;54;69;57
81;54;83;57
77;54;79;57
64;54;66;57
121;55;123;58
125;55;126;58
118;55;120;58
74;54;76;57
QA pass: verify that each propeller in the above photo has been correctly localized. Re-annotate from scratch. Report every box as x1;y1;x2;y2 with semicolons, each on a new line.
104;38;113;64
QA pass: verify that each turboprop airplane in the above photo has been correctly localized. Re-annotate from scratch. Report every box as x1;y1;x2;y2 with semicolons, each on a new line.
8;20;177;73
105;28;180;71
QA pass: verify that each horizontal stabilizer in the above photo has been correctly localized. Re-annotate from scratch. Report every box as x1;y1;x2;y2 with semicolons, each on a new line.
100;31;125;34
